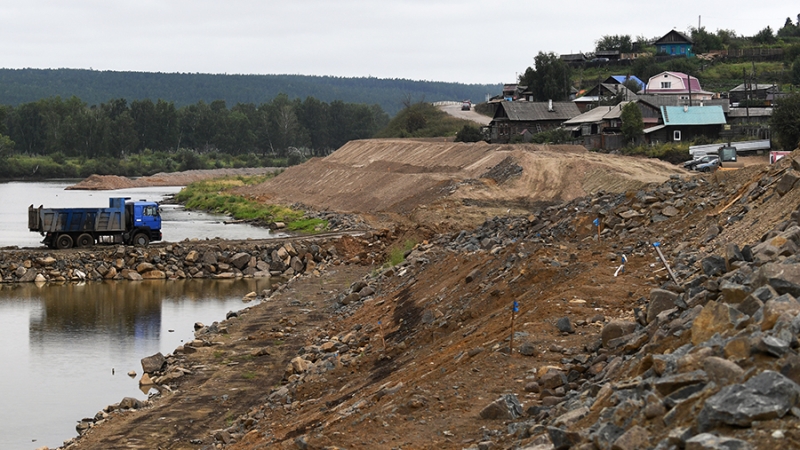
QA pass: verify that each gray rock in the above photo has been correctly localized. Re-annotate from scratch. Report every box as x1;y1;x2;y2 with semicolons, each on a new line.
698;370;800;430
547;426;582;450
776;171;800;196
119;397;145;409
519;342;538;357
648;289;680;323
685;433;753;450
141;352;166;373
479;394;522;420
601;320;637;347
539;370;567;390
654;370;708;396
701;255;727;277
555;316;575;333
230;252;250;270
592;423;625;450
756;335;789;357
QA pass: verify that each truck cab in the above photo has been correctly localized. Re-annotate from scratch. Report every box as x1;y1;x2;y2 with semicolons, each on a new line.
125;200;162;246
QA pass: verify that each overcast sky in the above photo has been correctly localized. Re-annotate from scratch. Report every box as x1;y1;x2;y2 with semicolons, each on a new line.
0;1;795;85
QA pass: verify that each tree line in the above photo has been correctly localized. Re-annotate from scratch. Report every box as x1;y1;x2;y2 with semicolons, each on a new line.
0;94;390;161
0;69;500;117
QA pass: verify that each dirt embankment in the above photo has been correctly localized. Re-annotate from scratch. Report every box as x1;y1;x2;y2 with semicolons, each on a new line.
66;168;282;190
239;139;685;231
59;139;800;450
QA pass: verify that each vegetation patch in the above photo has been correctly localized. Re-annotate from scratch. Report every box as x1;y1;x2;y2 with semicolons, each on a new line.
175;175;328;233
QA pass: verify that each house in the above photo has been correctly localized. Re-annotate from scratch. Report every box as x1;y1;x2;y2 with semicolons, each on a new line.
644;105;726;143
643;71;714;103
563;102;629;150
560;53;588;66
563;99;662;150
728;83;783;106
573;83;639;113
653;30;695;57
488;101;580;143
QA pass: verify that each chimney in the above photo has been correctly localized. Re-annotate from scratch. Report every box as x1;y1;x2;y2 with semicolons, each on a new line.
548;99;553;111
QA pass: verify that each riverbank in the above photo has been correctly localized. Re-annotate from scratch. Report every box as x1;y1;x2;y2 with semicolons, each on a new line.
1;232;387;285
65;168;283;190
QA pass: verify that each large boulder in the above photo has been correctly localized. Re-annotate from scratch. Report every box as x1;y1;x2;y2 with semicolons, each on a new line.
698;370;800;430
691;301;745;345
141;352;166;374
479;394;522;420
647;289;680;323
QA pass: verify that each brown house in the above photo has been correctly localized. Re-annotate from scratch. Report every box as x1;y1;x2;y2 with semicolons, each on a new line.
488;101;580;143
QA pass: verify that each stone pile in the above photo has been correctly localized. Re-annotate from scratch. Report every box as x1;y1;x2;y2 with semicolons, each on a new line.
0;236;377;285
464;184;800;448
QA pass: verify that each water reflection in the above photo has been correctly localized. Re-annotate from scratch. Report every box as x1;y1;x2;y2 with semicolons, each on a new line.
0;277;277;450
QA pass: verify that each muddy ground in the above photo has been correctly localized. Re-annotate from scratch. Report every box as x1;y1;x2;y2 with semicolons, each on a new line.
52;141;800;450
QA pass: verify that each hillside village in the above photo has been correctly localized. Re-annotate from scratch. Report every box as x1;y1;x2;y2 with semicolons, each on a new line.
481;28;791;153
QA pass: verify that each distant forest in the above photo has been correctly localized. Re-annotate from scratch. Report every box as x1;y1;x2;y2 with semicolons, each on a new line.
0;94;390;160
0;69;500;116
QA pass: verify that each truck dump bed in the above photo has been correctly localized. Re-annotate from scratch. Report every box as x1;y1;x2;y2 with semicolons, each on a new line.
28;198;126;234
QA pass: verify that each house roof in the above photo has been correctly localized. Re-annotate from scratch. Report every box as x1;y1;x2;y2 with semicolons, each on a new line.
645;71;714;95
661;105;726;126
493;101;581;122
636;94;729;113
653;30;693;45
563;102;630;125
729;83;780;92
605;75;646;92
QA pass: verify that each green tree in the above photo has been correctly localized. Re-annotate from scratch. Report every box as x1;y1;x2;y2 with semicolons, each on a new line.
690;27;723;53
752;26;777;45
0;134;14;160
455;124;484;142
519;52;572;102
621;102;644;145
595;35;633;53
772;93;800;150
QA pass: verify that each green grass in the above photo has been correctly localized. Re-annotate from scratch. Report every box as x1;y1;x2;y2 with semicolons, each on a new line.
385;240;417;267
242;371;257;380
175;175;328;233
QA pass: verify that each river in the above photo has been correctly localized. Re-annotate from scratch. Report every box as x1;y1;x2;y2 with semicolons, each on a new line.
0;181;283;449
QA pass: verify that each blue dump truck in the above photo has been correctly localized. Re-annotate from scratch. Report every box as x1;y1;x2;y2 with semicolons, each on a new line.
28;197;162;249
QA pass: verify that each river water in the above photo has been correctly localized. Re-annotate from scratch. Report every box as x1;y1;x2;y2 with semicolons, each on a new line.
0;181;283;449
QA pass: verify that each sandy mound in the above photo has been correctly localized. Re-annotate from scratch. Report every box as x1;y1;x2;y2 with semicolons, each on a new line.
241;139;686;229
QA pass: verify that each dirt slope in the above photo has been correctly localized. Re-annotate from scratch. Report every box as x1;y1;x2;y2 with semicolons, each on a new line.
240;139;684;230
66;168;281;190
64;142;800;450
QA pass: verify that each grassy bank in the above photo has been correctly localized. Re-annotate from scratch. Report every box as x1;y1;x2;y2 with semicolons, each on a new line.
174;175;327;233
0;150;299;180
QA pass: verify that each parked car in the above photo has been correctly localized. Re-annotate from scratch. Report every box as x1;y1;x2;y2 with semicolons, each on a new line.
696;158;721;172
683;154;718;170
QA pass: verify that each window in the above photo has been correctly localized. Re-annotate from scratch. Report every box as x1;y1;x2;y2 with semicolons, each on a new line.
143;206;159;216
661;82;672;89
673;130;682;141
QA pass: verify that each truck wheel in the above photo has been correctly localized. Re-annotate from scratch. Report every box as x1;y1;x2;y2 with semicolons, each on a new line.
133;233;150;247
56;234;74;249
76;233;94;247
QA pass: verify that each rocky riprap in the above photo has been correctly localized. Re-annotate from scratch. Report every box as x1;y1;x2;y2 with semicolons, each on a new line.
0;233;387;285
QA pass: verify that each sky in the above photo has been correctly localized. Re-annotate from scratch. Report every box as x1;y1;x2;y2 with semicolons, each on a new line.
0;1;796;85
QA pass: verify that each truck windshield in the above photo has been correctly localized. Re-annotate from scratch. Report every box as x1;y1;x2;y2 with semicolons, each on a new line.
143;205;159;216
